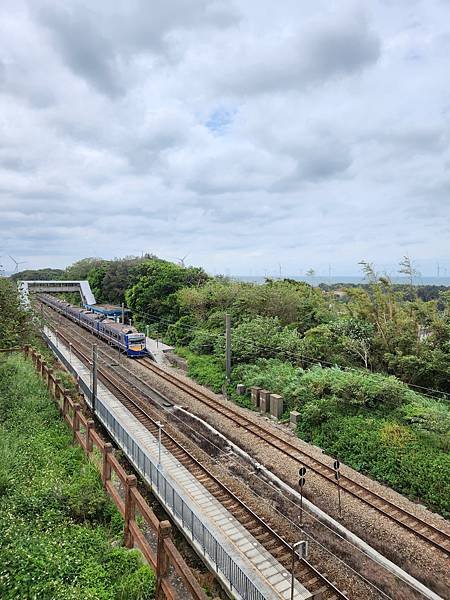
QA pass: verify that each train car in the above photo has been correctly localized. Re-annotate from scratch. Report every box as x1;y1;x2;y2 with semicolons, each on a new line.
98;320;147;357
39;294;150;358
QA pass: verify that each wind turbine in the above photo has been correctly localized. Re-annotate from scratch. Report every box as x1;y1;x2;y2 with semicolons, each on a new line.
9;255;27;273
177;253;189;268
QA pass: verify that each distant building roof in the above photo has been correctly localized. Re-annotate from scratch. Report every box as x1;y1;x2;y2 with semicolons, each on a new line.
85;304;130;316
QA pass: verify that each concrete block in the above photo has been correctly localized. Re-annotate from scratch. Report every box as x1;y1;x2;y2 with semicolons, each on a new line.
270;394;284;419
250;386;261;407
259;390;271;413
290;410;301;425
236;384;246;395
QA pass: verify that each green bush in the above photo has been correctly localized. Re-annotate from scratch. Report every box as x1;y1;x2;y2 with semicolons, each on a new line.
396;398;450;450
165;316;197;347
115;564;156;600
0;354;155;599
295;366;416;411
216;316;302;364
176;347;225;392
188;329;221;355
298;415;450;516
232;359;302;407
64;463;114;523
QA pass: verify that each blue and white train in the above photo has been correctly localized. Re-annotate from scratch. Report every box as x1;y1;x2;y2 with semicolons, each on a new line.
39;294;151;358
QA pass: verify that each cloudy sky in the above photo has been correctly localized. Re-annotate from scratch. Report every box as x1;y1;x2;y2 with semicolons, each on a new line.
1;0;449;277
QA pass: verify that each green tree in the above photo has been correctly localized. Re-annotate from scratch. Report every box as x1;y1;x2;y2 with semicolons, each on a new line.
64;257;108;280
398;255;420;291
88;264;109;304
0;279;32;347
126;260;208;327
10;268;65;281
332;318;374;369
218;316;302;364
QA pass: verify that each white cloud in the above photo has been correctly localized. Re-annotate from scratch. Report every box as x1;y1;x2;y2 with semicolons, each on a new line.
0;0;449;276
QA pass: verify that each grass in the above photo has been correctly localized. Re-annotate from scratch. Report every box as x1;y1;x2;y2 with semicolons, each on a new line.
0;353;155;600
175;347;226;393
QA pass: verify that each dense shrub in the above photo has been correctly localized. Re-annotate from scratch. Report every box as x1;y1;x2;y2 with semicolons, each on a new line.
233;362;418;412
188;329;221;355
165;316;197;347
298;415;450;516
0;355;155;599
176;348;225;393
217;316;302;364
0;279;32;348
233;359;302;406
295;367;416;411
396;397;450;450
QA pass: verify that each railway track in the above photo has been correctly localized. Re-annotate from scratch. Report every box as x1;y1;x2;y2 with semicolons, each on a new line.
137;358;450;557
51;323;347;600
41;298;450;557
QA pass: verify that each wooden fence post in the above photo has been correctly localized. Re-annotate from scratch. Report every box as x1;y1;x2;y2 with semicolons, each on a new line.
63;390;71;419
102;443;113;486
53;378;60;399
86;419;95;453
47;368;54;393
124;475;137;549
156;521;172;600
78;392;86;411
72;403;81;443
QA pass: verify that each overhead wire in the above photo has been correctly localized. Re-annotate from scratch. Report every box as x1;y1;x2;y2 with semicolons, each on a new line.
41;304;436;599
128;306;450;402
54;291;450;401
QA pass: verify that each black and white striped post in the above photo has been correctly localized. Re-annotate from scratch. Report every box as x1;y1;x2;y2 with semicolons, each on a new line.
334;459;342;517
298;466;307;527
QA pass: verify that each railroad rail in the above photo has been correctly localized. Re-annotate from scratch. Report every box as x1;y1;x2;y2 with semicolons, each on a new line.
52;324;346;600
137;358;450;557
40;300;450;557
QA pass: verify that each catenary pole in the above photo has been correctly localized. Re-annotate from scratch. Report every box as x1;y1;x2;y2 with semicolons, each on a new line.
92;344;98;414
225;313;231;382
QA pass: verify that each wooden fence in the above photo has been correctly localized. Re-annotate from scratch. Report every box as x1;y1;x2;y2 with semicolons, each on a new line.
3;346;208;600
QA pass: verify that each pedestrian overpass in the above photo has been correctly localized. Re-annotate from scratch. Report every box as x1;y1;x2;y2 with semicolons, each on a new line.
19;280;96;306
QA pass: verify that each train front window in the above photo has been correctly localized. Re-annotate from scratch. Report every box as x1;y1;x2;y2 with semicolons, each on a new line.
128;335;145;347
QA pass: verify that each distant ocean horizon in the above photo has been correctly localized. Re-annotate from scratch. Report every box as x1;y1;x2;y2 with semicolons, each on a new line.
232;275;450;287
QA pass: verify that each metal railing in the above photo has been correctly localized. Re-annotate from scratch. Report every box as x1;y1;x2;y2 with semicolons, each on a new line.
45;330;267;600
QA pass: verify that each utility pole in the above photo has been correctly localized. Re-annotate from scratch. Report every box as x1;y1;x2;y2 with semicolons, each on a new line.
92;344;98;414
121;302;125;324
156;421;164;467
225;313;231;382
290;541;308;600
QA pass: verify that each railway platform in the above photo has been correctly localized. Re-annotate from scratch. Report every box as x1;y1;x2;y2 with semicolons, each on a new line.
145;336;173;365
44;325;314;600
